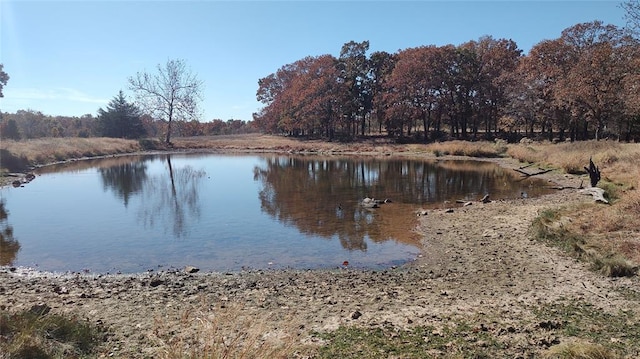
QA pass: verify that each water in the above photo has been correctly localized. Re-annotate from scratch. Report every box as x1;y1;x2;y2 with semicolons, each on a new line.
0;154;553;273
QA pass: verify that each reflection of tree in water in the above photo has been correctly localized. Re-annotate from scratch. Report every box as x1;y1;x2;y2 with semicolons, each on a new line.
0;199;20;266
254;157;543;251
99;161;149;207
97;155;205;238
138;155;206;238
254;157;402;251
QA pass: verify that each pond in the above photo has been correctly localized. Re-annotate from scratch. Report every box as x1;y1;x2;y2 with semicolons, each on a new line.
0;154;554;273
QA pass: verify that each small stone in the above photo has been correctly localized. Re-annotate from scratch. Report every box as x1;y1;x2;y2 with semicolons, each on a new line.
149;279;164;287
351;310;362;320
184;266;200;274
53;285;69;294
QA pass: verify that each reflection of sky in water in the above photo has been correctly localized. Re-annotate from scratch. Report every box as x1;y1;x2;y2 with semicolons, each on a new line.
0;154;551;274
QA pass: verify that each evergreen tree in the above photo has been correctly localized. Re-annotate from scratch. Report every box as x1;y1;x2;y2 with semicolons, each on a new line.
0;119;21;140
0;64;8;98
97;91;146;139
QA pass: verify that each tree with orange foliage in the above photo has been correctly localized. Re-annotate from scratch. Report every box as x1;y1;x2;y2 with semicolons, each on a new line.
385;45;449;140
511;39;574;140
558;21;637;140
256;55;346;138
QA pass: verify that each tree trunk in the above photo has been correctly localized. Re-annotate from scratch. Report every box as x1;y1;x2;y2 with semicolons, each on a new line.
165;120;172;144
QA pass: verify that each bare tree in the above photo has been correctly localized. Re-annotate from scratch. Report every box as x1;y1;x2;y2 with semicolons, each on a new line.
622;0;640;34
128;59;203;144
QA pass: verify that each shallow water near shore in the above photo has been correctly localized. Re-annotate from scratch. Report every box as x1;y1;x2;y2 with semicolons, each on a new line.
0;154;553;273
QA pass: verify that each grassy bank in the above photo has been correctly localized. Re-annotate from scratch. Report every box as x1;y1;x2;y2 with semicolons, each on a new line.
506;140;640;186
0;137;142;173
508;140;640;276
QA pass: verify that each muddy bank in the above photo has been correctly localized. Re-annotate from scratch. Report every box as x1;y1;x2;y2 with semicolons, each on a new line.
2;161;639;357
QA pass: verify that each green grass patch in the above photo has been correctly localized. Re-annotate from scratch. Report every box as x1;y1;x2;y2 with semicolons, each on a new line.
311;299;640;358
534;300;640;356
596;180;634;204
0;306;106;358
532;209;586;253
312;322;501;358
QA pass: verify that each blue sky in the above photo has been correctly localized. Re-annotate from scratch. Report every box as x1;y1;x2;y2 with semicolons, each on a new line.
0;1;628;122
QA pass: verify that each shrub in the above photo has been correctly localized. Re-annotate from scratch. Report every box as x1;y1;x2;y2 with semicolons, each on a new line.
592;256;638;278
0;307;106;358
0;148;29;172
545;341;616;359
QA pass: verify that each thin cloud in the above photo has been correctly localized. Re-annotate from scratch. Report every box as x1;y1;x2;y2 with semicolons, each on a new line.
7;87;108;104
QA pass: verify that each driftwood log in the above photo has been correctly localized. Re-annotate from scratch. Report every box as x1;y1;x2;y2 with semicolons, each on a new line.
579;187;609;204
455;194;490;206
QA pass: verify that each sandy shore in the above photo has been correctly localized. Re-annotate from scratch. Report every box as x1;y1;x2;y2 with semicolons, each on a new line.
2;155;639;358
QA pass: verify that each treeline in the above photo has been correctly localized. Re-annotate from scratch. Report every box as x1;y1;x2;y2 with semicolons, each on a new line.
254;21;640;142
0;109;256;140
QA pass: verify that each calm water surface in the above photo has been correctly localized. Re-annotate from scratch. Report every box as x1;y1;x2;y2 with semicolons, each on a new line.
0;154;553;273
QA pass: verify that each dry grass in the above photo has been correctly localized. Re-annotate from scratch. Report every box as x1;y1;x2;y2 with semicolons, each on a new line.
0;306;106;358
507;141;640;186
544;341;617;359
150;299;307;359
533;204;639;278
0;137;141;170
420;140;507;157
171;134;402;154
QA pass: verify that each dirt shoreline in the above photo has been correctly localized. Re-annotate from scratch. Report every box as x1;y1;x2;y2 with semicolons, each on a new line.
2;149;639;357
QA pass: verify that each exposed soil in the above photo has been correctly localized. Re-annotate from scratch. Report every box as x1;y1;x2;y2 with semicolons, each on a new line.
1;138;639;357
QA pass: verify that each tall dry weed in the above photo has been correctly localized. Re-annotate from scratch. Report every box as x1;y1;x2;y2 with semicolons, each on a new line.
425;140;506;157
151;299;305;359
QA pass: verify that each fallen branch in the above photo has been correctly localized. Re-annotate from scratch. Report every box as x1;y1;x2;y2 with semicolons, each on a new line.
514;168;552;177
549;179;584;190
